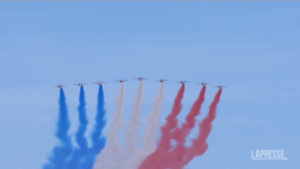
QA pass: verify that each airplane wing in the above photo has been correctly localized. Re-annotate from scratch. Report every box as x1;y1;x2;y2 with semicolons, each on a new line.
197;82;210;85
156;79;168;82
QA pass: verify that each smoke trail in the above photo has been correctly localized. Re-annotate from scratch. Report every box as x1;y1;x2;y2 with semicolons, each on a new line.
166;85;206;168
125;83;164;169
113;81;143;168
139;84;185;169
43;89;72;169
177;89;222;168
175;85;206;140
93;83;124;169
79;85;106;169
65;86;88;169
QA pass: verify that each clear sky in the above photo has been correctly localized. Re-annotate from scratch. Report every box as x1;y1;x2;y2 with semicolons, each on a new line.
0;2;299;169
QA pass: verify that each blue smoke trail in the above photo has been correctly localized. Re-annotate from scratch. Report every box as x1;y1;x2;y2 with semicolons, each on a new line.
65;86;88;169
79;85;106;169
43;89;72;169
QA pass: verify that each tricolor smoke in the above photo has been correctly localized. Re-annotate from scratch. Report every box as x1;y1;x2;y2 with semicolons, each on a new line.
178;88;222;167
139;86;222;169
45;83;223;169
65;86;88;169
96;82;144;169
166;85;206;168
116;81;143;167
125;83;164;169
79;85;106;169
93;84;125;169
43;89;72;169
76;86;88;157
139;84;185;169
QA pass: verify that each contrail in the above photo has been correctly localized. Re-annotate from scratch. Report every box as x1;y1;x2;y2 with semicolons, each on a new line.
178;89;222;168
79;85;106;169
139;84;185;169
65;86;88;169
125;83;164;169
43;89;72;169
93;83;124;169
166;85;206;168
114;81;143;168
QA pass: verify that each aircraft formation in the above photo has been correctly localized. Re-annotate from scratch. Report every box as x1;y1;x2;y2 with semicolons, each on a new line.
47;76;225;169
53;77;227;89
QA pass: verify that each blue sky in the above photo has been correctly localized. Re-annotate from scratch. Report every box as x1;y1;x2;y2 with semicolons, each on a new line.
0;2;299;169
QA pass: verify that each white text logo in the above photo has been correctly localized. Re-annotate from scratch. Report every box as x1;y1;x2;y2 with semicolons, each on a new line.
251;150;287;160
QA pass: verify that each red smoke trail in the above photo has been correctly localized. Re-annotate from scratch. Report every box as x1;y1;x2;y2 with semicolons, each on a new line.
176;89;222;168
139;84;185;169
166;85;206;168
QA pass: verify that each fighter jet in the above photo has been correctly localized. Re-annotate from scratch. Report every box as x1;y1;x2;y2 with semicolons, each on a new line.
74;82;88;86
176;80;190;84
92;81;107;85
156;79;168;83
53;84;66;88
214;85;227;89
115;79;128;83
197;82;210;86
134;77;148;81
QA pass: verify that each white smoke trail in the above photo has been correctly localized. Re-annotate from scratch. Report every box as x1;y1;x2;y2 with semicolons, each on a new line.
124;83;164;169
112;81;143;168
93;84;124;169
